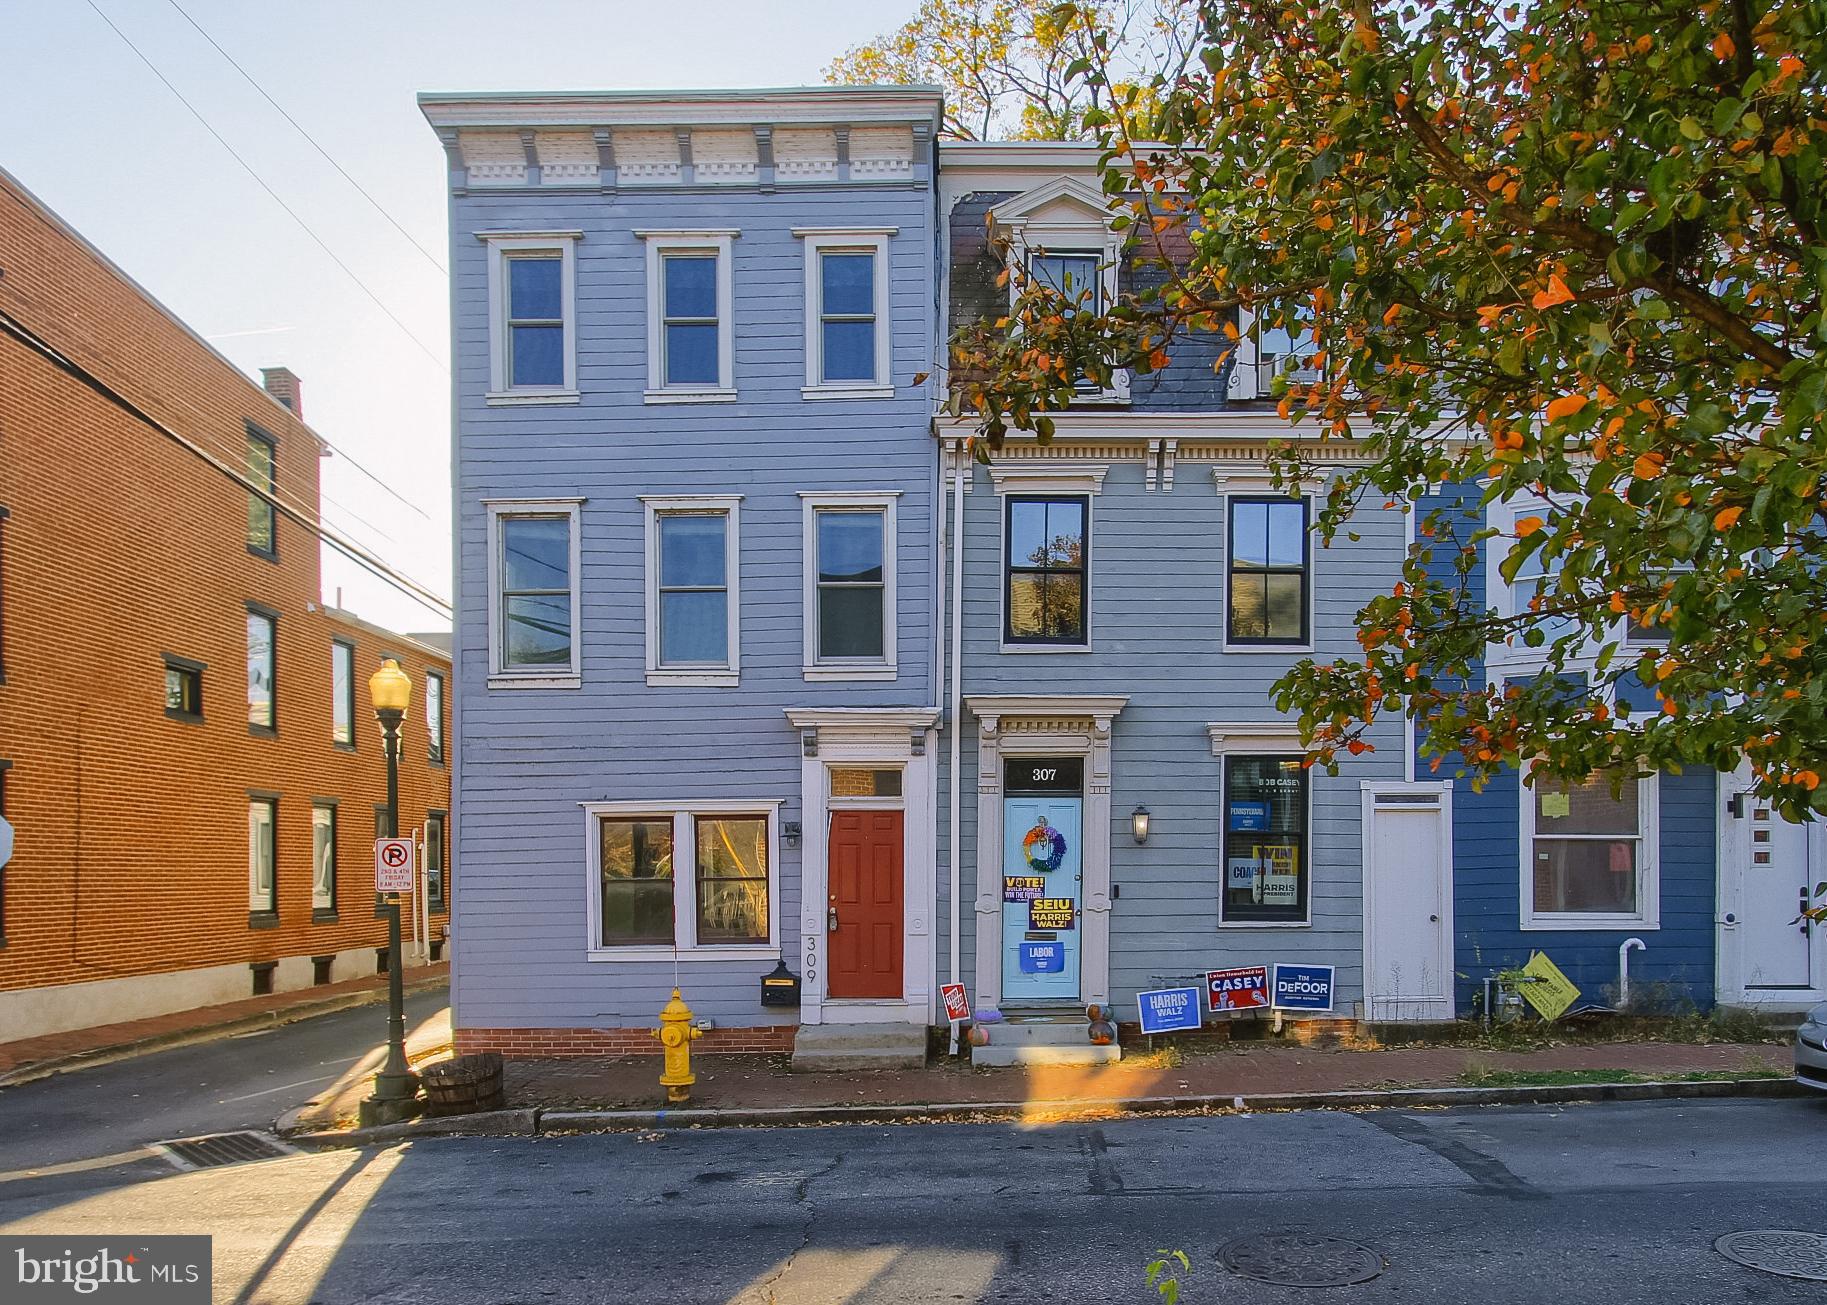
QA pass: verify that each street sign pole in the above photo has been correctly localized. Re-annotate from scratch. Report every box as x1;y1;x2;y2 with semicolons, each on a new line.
361;697;421;1127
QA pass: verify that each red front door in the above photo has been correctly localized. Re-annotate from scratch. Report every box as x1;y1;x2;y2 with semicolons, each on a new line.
827;810;904;999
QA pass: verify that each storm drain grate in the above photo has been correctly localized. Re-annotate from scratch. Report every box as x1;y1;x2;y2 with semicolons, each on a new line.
152;1130;297;1171
1220;1233;1385;1288
1715;1231;1827;1282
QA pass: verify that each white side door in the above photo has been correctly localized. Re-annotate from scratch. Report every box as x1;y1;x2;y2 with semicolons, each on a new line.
1721;768;1822;1002
1362;783;1456;1020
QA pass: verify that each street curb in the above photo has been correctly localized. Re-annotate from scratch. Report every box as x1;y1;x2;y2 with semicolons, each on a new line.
277;1074;1811;1147
0;974;450;1090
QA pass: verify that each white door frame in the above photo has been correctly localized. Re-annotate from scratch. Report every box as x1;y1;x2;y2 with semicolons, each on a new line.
965;694;1127;1013
787;707;939;1026
1360;780;1456;1021
1717;764;1826;1007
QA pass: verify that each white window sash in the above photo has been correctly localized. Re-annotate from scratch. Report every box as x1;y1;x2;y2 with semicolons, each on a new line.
483;498;584;689
582;800;783;959
312;806;336;910
795;228;894;397
642;495;742;686
1520;768;1660;930
637;230;738;402
248;801;275;911
800;491;899;680
480;232;580;403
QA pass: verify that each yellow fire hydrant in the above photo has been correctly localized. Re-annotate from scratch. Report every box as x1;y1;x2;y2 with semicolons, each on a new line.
652;988;703;1104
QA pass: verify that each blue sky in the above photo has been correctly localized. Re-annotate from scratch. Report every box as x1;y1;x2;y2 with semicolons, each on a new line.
1;0;915;632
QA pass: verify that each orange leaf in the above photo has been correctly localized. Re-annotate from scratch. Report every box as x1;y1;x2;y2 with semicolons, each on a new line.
1382;303;1403;326
1516;515;1545;537
1712;30;1736;60
1713;505;1744;529
1531;274;1575;309
1633;451;1666;480
1545;394;1589;422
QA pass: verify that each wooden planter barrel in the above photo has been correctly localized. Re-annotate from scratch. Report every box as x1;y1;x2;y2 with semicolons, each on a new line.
420;1051;506;1116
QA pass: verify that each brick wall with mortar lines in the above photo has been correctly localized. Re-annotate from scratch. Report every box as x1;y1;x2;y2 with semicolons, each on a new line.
0;173;450;1004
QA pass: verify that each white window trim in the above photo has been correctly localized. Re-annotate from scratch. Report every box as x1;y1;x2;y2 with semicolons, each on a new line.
638;229;738;403
248;798;276;913
1216;482;1319;655
581;799;782;960
800;491;899;681
483;497;584;690
479;231;581;404
1216;752;1316;929
1008;238;1128;405
1520;766;1660;931
795;228;894;398
311;803;336;912
642;494;742;687
994;482;1097;655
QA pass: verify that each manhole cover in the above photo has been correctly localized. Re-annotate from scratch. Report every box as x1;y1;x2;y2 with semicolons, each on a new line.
1715;1230;1827;1281
1220;1233;1384;1287
152;1130;296;1171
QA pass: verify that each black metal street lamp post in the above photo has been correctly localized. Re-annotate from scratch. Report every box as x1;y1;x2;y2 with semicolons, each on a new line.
360;657;421;1127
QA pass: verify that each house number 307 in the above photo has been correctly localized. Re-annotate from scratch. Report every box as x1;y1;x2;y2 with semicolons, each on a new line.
1031;768;1057;782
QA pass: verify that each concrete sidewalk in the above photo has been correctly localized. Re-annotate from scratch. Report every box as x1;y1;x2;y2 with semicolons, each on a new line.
0;963;449;1085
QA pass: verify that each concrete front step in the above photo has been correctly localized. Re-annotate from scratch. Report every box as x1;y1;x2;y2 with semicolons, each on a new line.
970;1012;1121;1067
791;1022;927;1072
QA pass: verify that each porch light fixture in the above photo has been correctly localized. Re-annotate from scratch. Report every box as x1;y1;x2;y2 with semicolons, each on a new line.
1131;805;1150;844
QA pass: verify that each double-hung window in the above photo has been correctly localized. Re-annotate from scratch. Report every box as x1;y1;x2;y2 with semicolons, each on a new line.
482;233;579;402
640;230;737;401
588;803;779;956
163;654;204;722
426;670;445;764
643;496;740;686
1004;495;1089;645
331;639;355;747
803;494;896;678
245;426;277;560
246;605;277;734
1524;767;1658;928
248;796;278;919
485;499;582;688
797;229;892;396
311;803;337;916
1220;755;1311;925
1226;497;1311;646
426;811;447;911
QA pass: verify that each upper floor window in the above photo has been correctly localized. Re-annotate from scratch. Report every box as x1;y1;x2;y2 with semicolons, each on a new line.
1524;767;1658;929
803;494;897;679
426;670;446;764
245;427;277;560
639;230;737;403
643;496;741;686
246;605;277;734
481;232;579;403
1030;252;1103;314
1226;497;1311;647
797;228;893;397
163;654;204;722
1004;495;1089;646
484;499;583;689
331;639;355;747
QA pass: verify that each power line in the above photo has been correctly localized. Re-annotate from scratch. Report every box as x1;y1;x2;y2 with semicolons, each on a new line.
162;0;448;276
0;304;452;620
82;0;449;374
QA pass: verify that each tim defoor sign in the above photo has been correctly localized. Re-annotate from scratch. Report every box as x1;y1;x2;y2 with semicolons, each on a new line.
3;1237;209;1303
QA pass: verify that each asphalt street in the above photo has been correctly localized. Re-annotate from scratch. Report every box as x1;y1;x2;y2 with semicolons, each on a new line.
2;1085;1826;1303
0;987;450;1177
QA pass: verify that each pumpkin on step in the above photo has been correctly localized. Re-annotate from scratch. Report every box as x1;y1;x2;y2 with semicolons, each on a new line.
1087;1019;1117;1046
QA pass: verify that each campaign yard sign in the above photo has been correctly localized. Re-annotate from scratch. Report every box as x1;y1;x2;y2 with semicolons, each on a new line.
939;983;971;1023
1136;986;1203;1035
1270;963;1336;1012
1206;965;1270;1013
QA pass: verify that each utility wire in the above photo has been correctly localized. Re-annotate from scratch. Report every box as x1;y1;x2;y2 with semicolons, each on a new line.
83;0;449;373
0;305;452;619
162;0;448;276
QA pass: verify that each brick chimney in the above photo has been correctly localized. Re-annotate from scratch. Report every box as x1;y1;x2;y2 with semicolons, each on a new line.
260;366;302;419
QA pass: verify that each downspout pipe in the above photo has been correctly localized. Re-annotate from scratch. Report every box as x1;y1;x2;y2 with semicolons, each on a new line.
1618;937;1646;1010
947;440;966;1050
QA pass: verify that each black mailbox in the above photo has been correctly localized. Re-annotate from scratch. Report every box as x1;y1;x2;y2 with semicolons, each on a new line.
760;960;801;1007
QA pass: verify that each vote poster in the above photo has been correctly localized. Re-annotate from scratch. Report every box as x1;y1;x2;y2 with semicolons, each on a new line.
1029;898;1076;931
1003;875;1046;903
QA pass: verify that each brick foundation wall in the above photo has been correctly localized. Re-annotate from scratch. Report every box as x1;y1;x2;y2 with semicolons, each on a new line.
456;1026;800;1057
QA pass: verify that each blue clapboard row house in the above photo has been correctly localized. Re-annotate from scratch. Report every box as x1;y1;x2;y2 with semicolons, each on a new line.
419;86;1823;1065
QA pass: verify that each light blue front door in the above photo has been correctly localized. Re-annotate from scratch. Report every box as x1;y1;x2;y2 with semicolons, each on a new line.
1000;795;1082;1002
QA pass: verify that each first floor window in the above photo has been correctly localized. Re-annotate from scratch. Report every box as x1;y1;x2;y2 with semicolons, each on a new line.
1221;756;1310;924
249;797;277;914
590;806;775;951
426;812;447;910
1005;495;1088;644
1227;497;1310;645
312;804;336;912
1528;768;1655;921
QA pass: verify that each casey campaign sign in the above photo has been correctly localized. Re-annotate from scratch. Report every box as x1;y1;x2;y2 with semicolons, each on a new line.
1136;986;1203;1035
1206;966;1270;1013
1270;963;1336;1012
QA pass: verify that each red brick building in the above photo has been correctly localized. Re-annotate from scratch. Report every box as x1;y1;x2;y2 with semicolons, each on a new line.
0;166;450;1042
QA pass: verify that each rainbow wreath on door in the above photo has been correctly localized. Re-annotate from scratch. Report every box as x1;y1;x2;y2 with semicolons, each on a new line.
1023;819;1068;873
